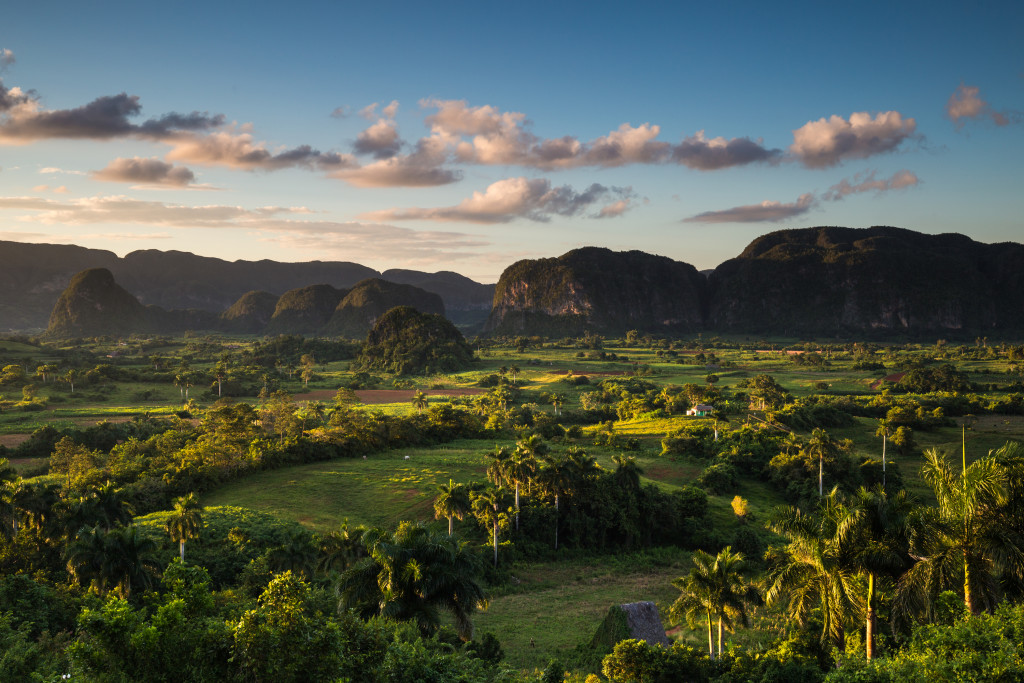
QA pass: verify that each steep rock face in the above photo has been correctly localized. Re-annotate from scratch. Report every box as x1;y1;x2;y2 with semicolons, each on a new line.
707;226;1024;335
220;291;280;333
45;268;151;337
484;247;707;336
324;278;445;338
264;284;347;334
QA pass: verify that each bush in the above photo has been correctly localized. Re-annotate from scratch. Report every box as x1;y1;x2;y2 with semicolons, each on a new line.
697;462;739;495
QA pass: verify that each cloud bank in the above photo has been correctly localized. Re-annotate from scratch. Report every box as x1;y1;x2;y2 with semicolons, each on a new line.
361;177;634;224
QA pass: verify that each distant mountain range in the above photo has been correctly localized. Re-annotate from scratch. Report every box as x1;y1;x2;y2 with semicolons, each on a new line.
7;226;1024;339
0;242;493;333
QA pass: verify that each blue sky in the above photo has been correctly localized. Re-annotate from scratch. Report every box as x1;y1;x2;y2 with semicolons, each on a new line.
1;0;1021;282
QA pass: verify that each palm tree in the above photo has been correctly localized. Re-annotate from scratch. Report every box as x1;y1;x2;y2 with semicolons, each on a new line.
484;446;511;488
670;547;759;659
806;428;840;497
317;520;367;574
337;522;488;640
836;486;913;659
875;418;892;489
164;493;203;563
899;443;1010;618
765;492;859;651
552;392;566;417
434;479;471;536
612;454;643;492
471;487;512;567
504;450;535;531
66;525;160;599
509;365;521;386
536;455;573;550
411;390;429;413
64;368;78;394
267;529;318;579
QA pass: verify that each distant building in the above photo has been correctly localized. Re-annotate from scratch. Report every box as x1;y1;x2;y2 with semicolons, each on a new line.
686;404;715;417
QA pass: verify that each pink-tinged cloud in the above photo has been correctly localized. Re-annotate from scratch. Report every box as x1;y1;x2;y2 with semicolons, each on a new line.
946;84;1020;128
672;131;781;170
0;49;14;70
597;199;631;219
790;111;917;168
92;157;197;187
824;169;919;201
360;177;633;223
166;130;355;172
353;119;402;159
684;193;816;223
332;135;458;187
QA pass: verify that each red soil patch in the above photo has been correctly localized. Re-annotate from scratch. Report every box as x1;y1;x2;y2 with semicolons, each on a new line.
870;372;907;390
0;433;31;448
293;388;485;404
550;370;626;377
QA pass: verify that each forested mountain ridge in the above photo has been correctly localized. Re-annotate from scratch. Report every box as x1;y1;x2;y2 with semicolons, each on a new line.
486;227;1024;337
707;226;1024;335
0;242;494;332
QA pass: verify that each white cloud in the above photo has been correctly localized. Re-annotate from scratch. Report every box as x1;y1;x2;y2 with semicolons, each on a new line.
790;111;917;168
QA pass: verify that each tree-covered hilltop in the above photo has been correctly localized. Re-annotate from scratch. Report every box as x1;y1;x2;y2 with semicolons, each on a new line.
324;278;446;338
264;284;348;335
485;247;708;337
356;306;474;375
218;290;279;333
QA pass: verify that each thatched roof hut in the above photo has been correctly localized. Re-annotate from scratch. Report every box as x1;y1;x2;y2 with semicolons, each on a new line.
590;601;670;653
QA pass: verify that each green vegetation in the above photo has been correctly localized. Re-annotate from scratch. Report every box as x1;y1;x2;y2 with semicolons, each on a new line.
1;332;1024;680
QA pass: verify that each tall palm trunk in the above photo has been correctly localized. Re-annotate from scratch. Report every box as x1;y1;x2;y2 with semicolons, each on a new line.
964;549;978;615
819;454;823;497
514;482;519;531
492;520;498;567
179;539;186;563
881;432;887;490
866;573;876;659
448;515;453;536
707;612;714;659
717;616;724;658
554;493;559;550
